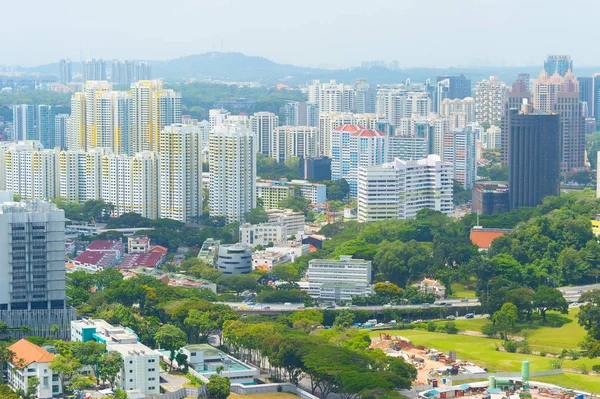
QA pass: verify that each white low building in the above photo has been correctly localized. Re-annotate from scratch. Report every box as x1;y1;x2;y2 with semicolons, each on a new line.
266;209;305;237
7;339;62;399
239;223;284;248
300;255;373;303
182;344;259;384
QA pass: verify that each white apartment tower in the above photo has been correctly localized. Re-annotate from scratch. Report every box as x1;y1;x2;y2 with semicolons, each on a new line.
443;126;478;190
475;76;508;124
308;80;355;113
12;104;35;141
209;123;256;223
159;124;202;223
271;126;320;162
357;155;454;222
250;112;279;156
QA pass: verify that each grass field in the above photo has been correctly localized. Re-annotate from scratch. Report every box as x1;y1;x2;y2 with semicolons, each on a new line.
533;373;600;393
369;329;598;373
449;283;477;298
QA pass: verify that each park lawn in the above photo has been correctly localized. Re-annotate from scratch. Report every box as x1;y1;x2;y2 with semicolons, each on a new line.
375;330;597;373
533;373;600;393
450;283;477;298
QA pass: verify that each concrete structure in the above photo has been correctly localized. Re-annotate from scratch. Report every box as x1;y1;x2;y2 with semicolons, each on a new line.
300;156;331;181
59;58;72;85
256;181;295;210
217;243;252;275
54;113;69;150
209;123;256;223
308;80;355;114
357;155;453;222
71;318;160;397
159;124;202;223
250;112;279;156
508;108;560;209
414;279;446;298
388;136;428;161
82;58;107;81
318;112;387;157
436;74;472;104
239;223;284;248
271;126;321;162
111;60;135;85
302;256;372;303
266;209;305;237
0;192;75;339
128;236;150;253
12;104;35;141
331;124;387;197
484;125;502;150
501;73;531;165
443;126;478;190
7;339;62;399
475;77;508;125
285;101;319;127
182;344;259;383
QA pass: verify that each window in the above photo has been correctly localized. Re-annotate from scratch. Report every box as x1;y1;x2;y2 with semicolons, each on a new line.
148;368;155;372
129;360;133;364
130;370;133;373
129;379;133;383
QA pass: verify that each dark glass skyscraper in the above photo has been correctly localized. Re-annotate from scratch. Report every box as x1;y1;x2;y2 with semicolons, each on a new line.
577;77;593;118
501;74;531;165
508;108;560;209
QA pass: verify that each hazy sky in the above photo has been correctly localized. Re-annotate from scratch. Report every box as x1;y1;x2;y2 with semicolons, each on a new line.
4;0;595;68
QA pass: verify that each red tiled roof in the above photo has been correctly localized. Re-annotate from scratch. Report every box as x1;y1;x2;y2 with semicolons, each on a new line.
9;339;55;366
118;252;162;269
334;124;364;132
469;228;511;249
150;245;168;256
87;240;123;251
74;251;116;267
350;128;385;137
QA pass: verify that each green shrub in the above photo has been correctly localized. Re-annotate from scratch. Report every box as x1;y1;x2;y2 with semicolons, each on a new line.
445;321;458;334
504;340;517;353
482;324;497;337
592;365;600;373
427;321;436;332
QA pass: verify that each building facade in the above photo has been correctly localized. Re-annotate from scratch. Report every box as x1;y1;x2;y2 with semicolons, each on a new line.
475;76;508;125
217;244;253;275
239;223;284;248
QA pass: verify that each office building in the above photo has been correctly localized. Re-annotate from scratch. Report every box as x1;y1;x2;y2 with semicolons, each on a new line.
472;181;510;215
159;124;202;223
388;136;428;161
71;319;160;397
82;58;107;81
308;80;355;113
266;209;305;237
209;124;256;223
436;74;471;110
111;60;135;85
250;112;279;156
300;256;372;303
508;108;560;209
475;76;508;125
217;243;252;275
300;156;331;181
7;339;62;399
443;126;478;190
0;192;75;338
13;104;35;141
284;101;318;127
357;155;453;222
331;124;387;197
578;76;593;118
239;223;284;248
501;74;531;165
543;55;573;77
271;125;320;162
59;59;72;85
54;114;69;150
135;62;152;81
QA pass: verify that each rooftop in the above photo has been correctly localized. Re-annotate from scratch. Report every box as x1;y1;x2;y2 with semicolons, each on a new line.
74;251;116;267
469;227;513;249
87;240;124;251
185;344;222;357
119;252;162;269
9;339;54;366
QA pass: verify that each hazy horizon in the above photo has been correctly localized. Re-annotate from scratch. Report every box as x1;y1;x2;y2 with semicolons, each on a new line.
4;0;597;69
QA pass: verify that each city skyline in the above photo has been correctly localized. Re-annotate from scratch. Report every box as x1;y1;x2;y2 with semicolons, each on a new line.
1;0;597;69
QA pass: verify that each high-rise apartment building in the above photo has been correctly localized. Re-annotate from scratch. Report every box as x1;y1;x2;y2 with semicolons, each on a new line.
12;104;35;141
209;109;231;131
209;123;256;223
54;114;69;150
319;112;388;157
357;155;453;222
158;124;202;223
111;60;135;85
354;78;376;113
475;76;508;124
250;112;279;156
82;59;107;81
59;59;72;85
0;192;75;339
284;102;318;127
543;55;573;77
331;124;387;198
443;126;478;190
271;126;320;162
68;92;87;151
135;62;152;81
308;80;355;113
533;70;584;173
36;105;55;149
387;136;428;161
577;76;593;118
508;108;560;209
436;74;471;110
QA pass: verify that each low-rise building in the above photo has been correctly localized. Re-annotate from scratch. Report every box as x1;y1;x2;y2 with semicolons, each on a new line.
86;240;125;258
71;319;160;397
472;181;509;215
181;344;259;384
300;255;373;303
469;227;512;251
217;243;252;275
73;250;117;271
266;209;305;237
414;279;446;299
239;223;284;248
197;238;220;265
128;236;151;253
256;181;294;210
289;180;326;205
252;251;292;271
7;339;62;399
118;252;163;269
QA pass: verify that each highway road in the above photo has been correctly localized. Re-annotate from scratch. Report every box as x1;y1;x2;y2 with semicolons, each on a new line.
223;298;481;312
558;282;600;303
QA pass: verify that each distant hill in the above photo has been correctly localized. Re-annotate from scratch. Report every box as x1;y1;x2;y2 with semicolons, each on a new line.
20;52;600;86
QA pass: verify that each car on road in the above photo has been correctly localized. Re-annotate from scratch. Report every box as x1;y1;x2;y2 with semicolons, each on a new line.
465;313;474;319
446;315;456;320
413;319;424;323
263;306;271;310
437;302;447;306
326;304;336;309
460;298;469;302
383;304;392;308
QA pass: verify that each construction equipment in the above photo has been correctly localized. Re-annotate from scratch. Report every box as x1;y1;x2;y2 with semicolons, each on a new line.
379;332;392;340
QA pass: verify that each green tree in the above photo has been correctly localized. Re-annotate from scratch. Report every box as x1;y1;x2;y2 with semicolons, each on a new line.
49;354;81;395
577;290;600;341
324;179;350;201
98;351;123;389
244;206;269;224
533;286;568;322
25;376;39;399
334;310;355;328
493;302;519;339
278;194;309;212
272;264;300;283
206;374;231;399
184;310;218;344
217;274;258;295
71;341;106;383
155;325;187;371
